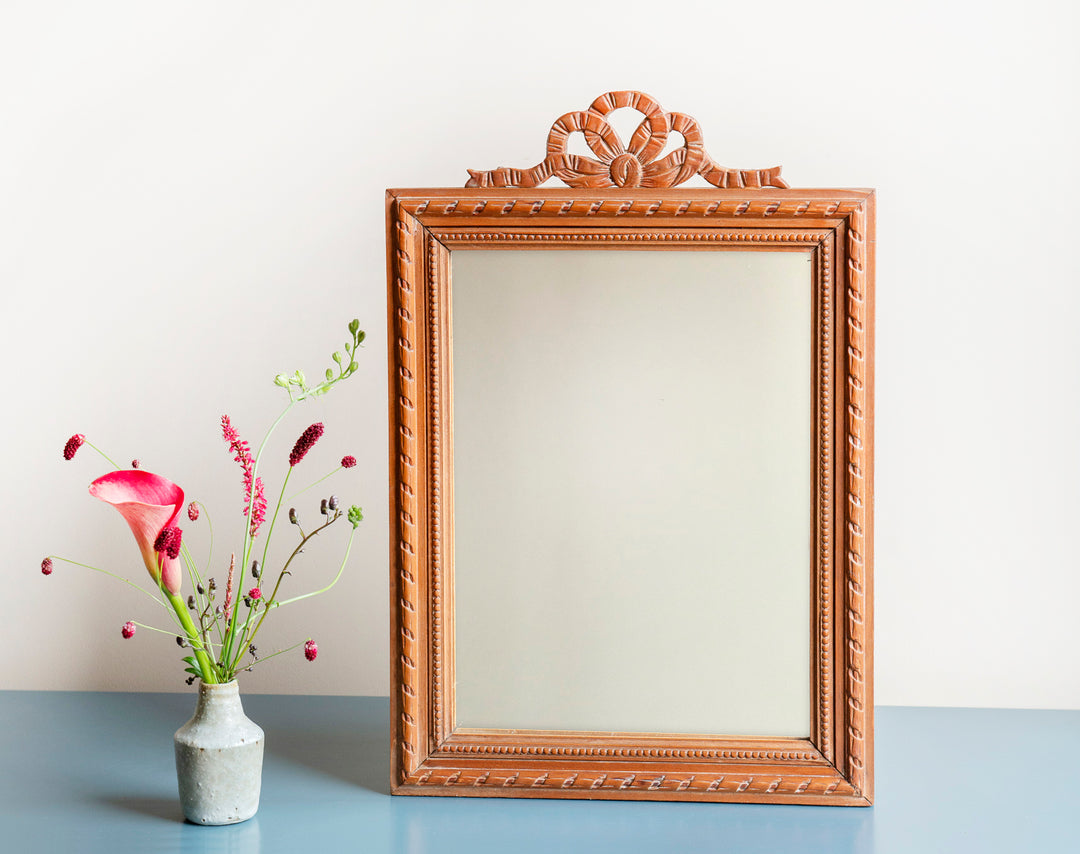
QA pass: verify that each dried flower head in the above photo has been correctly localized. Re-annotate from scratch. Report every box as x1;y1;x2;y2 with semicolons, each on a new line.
328;495;339;511
320;498;328;516
341;455;357;469
41;557;54;576
63;434;85;460
187;595;196;610
131;459;140;468
304;639;318;662
121;621;136;639
250;560;260;579
289;423;325;467
289;507;298;525
187;501;200;522
224;554;235;615
153;526;183;560
176;636;187;647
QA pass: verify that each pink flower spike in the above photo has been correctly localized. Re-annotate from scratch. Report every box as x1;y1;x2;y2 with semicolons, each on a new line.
304;639;318;661
88;470;185;595
121;621;136;639
41;557;54;576
221;415;266;536
187;501;200;521
63;434;85;460
248;587;262;600
341;455;357;469
289;423;325;466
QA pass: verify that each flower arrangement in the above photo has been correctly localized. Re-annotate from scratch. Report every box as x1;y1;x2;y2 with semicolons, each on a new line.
42;320;367;685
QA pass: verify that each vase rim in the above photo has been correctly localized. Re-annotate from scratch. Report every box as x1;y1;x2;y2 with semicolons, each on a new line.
197;679;240;693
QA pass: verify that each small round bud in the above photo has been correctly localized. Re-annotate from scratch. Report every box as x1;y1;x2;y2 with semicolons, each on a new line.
208;578;216;591
131;459;140;468
251;560;260;579
187;595;196;610
41;557;54;576
187;502;200;522
320;498;329;516
341;455;357;469
249;644;257;656
176;636;187;647
328;495;339;511
121;621;136;639
289;508;298;525
197;583;205;595
186;676;196;685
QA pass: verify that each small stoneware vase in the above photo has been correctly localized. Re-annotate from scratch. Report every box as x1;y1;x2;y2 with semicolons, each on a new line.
174;680;264;825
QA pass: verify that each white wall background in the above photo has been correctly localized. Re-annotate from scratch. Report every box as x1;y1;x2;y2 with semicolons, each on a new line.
3;0;1077;708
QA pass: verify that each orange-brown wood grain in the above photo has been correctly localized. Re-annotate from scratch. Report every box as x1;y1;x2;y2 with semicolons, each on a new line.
386;92;874;806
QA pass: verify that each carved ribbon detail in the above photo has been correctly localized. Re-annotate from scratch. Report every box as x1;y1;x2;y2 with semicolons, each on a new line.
466;91;788;190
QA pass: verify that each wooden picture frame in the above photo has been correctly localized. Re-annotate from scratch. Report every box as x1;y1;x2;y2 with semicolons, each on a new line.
387;92;874;805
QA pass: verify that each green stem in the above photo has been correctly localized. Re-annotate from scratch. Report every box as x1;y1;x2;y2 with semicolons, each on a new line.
84;440;121;470
243;513;340;654
272;525;356;609
49;556;176;621
238;639;306;672
259;467;293;572
129;619;182;637
285;466;342;504
198;501;215;577
241;402;295;574
178;542;217;662
220;554;240;676
167;592;217;683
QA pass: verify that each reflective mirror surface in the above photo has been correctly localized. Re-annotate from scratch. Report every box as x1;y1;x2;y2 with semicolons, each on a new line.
451;249;813;736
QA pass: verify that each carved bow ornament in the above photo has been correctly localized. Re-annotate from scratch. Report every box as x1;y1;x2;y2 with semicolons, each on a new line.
466;91;787;190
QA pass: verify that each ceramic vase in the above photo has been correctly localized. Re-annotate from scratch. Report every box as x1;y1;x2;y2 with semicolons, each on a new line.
174;680;264;825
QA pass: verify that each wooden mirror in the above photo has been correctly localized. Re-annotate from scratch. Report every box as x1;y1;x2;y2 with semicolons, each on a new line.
387;91;875;805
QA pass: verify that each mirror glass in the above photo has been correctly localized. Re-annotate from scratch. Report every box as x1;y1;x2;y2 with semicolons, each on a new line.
451;249;813;737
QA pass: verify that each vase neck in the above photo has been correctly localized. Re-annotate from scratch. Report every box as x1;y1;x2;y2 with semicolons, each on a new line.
194;680;245;720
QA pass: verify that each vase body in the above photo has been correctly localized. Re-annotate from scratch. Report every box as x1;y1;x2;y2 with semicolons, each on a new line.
174;680;264;825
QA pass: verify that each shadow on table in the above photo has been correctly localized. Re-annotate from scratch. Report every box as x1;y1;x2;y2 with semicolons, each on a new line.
101;795;183;821
246;694;391;795
266;723;390;794
129;693;392;795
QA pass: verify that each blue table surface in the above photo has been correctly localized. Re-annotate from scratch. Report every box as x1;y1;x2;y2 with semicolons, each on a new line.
0;692;1076;853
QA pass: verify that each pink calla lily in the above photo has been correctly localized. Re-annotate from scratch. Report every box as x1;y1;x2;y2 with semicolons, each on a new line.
89;470;185;595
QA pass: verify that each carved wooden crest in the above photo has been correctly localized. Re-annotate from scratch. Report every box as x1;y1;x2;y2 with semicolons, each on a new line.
466;90;788;190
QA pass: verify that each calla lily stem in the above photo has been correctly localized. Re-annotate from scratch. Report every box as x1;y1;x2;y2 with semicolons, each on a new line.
167;592;217;683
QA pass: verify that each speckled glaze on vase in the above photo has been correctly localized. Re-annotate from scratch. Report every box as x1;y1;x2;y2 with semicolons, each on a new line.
174;680;264;825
